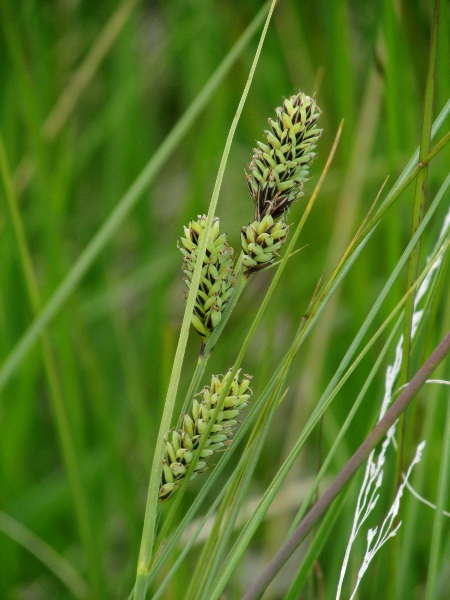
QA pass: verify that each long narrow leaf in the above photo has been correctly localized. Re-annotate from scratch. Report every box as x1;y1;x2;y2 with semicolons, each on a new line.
0;1;271;394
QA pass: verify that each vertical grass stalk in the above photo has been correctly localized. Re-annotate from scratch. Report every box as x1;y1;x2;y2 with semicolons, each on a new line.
132;4;277;598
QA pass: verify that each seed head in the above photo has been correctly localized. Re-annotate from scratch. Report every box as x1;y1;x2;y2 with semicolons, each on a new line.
159;369;252;502
246;92;322;221
179;216;236;337
241;215;289;274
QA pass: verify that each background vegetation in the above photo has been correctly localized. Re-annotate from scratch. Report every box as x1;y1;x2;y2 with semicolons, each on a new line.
0;0;449;599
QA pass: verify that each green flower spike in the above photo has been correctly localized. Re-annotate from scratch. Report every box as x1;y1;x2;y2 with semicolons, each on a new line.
246;92;322;221
159;369;252;502
241;215;289;274
179;216;235;338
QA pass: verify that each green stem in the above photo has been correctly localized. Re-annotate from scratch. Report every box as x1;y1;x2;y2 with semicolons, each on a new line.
144;352;290;595
176;270;247;428
425;365;450;600
196;378;288;600
395;11;440;591
400;0;439;385
185;450;252;600
157;273;248;552
132;5;277;598
243;330;450;600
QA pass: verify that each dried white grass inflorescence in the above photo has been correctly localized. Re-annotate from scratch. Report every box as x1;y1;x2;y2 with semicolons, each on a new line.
336;207;450;600
159;369;252;502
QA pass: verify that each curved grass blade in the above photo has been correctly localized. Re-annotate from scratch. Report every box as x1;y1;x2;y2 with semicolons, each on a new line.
0;511;88;600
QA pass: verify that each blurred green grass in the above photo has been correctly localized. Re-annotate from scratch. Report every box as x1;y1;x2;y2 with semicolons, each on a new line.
0;1;449;599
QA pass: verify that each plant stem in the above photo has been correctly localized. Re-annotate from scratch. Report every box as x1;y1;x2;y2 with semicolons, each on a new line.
176;270;247;428
400;0;439;384
425;359;450;599
132;4;277;598
243;330;450;600
395;10;440;593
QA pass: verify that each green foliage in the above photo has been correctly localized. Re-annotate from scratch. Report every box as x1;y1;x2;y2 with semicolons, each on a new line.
0;1;449;600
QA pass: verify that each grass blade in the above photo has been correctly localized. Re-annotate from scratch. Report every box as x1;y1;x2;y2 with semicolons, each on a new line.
243;330;450;600
0;2;271;395
132;3;277;598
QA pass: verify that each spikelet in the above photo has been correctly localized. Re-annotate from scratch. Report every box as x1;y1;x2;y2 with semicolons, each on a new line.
241;215;289;273
179;216;235;337
159;369;252;501
246;92;322;222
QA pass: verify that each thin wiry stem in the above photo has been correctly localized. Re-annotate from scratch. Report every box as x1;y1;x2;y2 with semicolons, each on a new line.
243;330;450;600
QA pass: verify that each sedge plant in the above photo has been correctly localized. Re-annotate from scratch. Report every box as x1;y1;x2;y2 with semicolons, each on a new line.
1;2;450;600
132;6;450;600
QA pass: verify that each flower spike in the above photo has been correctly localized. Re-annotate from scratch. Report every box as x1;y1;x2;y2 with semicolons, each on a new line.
179;216;236;338
159;369;252;501
246;92;322;222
